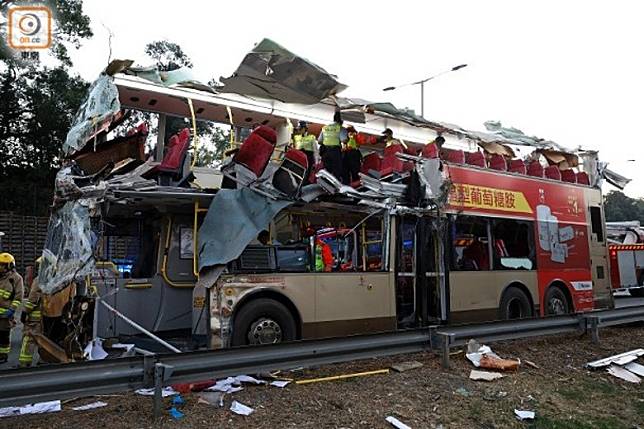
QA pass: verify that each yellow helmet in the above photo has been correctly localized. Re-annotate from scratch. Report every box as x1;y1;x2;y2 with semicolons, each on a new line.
0;253;15;271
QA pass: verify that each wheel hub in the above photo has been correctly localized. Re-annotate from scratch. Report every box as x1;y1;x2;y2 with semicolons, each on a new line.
548;297;566;315
248;318;283;345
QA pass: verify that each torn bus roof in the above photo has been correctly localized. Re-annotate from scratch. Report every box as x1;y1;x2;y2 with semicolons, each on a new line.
219;38;347;104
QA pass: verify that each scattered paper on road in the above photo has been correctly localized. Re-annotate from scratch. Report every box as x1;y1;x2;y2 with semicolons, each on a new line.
197;391;225;407
514;409;535;420
230;400;254;416
270;380;291;388
469;370;504;381
207;377;244;393
0;400;62;418
607;365;641;383
71;401;108;411
624;362;644;377
386;415;412;429
234;375;266;385
135;387;178;397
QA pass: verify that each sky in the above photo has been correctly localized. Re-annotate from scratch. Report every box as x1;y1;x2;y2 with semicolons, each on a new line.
67;0;643;198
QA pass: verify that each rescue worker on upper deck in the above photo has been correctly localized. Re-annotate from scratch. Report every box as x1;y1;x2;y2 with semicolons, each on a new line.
0;253;23;364
382;128;402;147
317;111;347;181
292;121;318;184
342;125;362;184
19;257;43;367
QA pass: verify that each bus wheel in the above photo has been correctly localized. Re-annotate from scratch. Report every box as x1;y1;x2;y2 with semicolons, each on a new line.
231;298;297;346
499;287;532;319
545;286;570;315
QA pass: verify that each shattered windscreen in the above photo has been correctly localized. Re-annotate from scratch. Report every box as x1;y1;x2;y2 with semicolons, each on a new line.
39;201;96;294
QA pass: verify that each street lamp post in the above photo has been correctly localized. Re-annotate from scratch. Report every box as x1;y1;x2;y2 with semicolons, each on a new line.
383;64;468;117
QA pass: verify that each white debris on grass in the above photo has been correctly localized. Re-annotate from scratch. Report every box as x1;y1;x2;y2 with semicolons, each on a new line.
230;400;254;416
607;365;641;383
469;370;504;381
135;387;178;397
624;362;644;377
514;409;535;420
207;375;267;393
270;380;291;388
386;415;412;429
71;401;108;411
0;400;62;418
465;340;500;367
585;349;644;369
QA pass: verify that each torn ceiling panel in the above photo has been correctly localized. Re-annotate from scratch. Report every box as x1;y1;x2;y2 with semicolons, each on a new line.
603;168;631;190
220;38;347;104
63;74;121;157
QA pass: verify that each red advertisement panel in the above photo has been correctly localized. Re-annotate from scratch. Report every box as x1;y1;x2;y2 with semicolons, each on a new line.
445;165;593;312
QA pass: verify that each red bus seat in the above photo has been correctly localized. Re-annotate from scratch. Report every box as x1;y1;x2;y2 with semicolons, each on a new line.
308;161;324;184
527;161;544;178
508;159;526;174
234;125;276;177
352;153;382;187
489;154;507;171
421;143;439;159
466;151;486;167
576;171;590;185
561;169;577;183
380;144;405;177
156;128;191;173
545;165;562;181
442;148;465;164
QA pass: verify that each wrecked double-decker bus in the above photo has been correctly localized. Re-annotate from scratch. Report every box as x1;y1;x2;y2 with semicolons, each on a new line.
38;40;617;358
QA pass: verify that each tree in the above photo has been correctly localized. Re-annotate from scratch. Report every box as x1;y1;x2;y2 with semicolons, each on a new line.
0;0;92;215
604;191;644;223
144;40;193;71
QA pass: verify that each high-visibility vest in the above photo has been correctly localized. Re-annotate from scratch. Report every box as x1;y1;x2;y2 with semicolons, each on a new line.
294;134;316;151
322;123;342;147
346;137;358;150
315;244;325;272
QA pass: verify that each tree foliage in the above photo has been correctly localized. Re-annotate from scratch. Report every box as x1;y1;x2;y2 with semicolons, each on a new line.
144;40;193;71
0;0;92;215
604;191;644;223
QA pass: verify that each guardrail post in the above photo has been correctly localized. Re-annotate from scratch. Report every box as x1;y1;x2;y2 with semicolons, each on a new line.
439;333;454;369
153;363;174;419
587;316;600;344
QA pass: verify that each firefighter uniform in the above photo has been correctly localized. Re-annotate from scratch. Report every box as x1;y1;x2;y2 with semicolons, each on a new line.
19;277;42;367
0;253;23;363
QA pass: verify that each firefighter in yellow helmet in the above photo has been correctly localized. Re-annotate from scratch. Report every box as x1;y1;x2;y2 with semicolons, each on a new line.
19;257;43;367
0;253;23;364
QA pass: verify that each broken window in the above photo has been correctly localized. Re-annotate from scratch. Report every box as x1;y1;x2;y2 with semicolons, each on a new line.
491;219;536;270
97;217;159;278
451;216;490;271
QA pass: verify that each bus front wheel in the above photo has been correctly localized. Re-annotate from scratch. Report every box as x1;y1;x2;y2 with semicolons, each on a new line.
545;286;571;315
231;298;297;346
499;287;532;320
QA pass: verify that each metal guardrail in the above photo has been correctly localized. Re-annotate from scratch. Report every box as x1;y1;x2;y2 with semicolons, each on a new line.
1;305;643;416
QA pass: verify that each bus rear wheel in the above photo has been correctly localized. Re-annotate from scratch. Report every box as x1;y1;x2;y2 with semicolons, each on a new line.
545;286;571;315
231;298;297;346
499;287;532;320
629;288;644;298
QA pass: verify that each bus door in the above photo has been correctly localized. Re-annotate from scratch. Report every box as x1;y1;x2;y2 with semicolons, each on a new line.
416;216;447;324
395;215;446;329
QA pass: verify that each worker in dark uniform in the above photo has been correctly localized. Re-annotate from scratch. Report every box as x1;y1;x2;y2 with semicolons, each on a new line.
19;257;43;367
343;126;362;184
292;121;318;184
0;253;23;364
317;111;347;181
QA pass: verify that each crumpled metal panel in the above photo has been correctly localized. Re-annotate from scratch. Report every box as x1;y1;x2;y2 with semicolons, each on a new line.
220;38;347;104
198;188;292;270
39;201;96;294
63;74;121;157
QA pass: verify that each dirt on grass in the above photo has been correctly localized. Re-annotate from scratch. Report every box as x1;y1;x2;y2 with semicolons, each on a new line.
4;326;644;429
